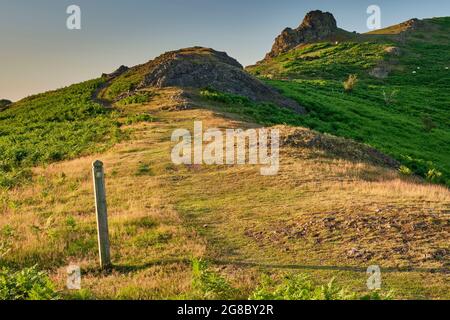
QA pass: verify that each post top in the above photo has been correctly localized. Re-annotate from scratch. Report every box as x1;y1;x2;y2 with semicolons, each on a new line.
93;160;104;167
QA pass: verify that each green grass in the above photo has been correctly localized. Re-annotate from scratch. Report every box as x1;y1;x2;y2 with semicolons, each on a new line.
0;100;12;108
249;42;387;80
271;80;450;186
0;79;124;188
116;92;152;106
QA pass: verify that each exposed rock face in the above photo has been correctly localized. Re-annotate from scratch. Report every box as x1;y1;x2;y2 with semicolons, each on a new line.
137;47;304;112
0;99;12;110
102;65;129;80
265;10;340;59
400;18;422;32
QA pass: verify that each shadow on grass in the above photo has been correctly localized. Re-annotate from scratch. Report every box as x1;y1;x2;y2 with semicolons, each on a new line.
86;258;449;275
211;259;450;274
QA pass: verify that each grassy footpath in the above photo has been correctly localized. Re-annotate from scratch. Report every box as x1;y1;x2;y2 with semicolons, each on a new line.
1;92;448;299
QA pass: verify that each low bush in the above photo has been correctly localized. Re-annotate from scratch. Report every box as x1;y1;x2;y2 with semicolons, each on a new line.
343;74;359;92
0;266;59;300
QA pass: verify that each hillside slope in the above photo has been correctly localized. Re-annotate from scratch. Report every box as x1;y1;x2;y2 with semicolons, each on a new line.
0;18;449;300
247;14;450;187
1;84;449;300
0;79;128;188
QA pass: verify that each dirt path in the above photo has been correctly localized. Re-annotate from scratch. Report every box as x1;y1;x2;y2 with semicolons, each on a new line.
91;80;114;109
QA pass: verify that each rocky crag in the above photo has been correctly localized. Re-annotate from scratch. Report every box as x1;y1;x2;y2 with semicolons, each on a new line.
264;10;354;60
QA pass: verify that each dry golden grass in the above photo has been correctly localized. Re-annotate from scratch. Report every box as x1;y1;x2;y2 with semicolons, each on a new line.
0;96;448;299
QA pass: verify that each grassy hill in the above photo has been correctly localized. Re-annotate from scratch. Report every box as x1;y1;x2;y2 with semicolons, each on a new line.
1;93;449;299
0;17;449;300
0;79;159;189
247;17;450;187
0;99;12;108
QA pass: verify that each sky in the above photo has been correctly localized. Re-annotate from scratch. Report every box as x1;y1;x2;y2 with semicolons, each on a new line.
1;0;449;101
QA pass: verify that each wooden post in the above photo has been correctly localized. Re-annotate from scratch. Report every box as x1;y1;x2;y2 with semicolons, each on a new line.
92;160;111;269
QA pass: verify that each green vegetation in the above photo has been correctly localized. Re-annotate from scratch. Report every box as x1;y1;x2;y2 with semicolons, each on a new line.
200;88;304;126
192;259;238;299
343;74;358;92
0;99;12;108
246;17;450;187
0;266;59;300
102;69;145;101
116;92;152;106
191;259;391;300
249;42;387;80
202;76;450;186
251;274;391;300
0;79;123;188
269;80;450;186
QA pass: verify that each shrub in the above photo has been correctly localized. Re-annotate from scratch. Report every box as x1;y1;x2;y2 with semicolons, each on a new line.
191;258;237;300
250;274;353;300
135;163;154;176
0;266;59;300
343;74;358;92
0;99;12;108
382;89;399;106
117;93;152;106
399;165;413;176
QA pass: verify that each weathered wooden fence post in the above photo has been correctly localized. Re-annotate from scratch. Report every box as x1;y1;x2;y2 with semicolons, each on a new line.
92;160;111;269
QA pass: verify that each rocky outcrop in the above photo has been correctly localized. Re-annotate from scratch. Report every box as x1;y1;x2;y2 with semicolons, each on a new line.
135;47;304;112
399;18;423;32
102;65;129;80
0;99;12;110
265;10;348;59
281;126;399;168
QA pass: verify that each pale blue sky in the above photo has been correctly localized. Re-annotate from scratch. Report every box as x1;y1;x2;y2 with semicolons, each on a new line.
1;0;449;101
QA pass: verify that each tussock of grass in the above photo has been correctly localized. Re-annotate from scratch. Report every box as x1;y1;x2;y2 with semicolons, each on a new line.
0;266;59;300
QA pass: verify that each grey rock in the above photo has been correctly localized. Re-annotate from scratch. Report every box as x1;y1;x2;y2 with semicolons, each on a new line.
102;65;129;79
0;99;12;110
265;10;342;59
137;47;305;112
